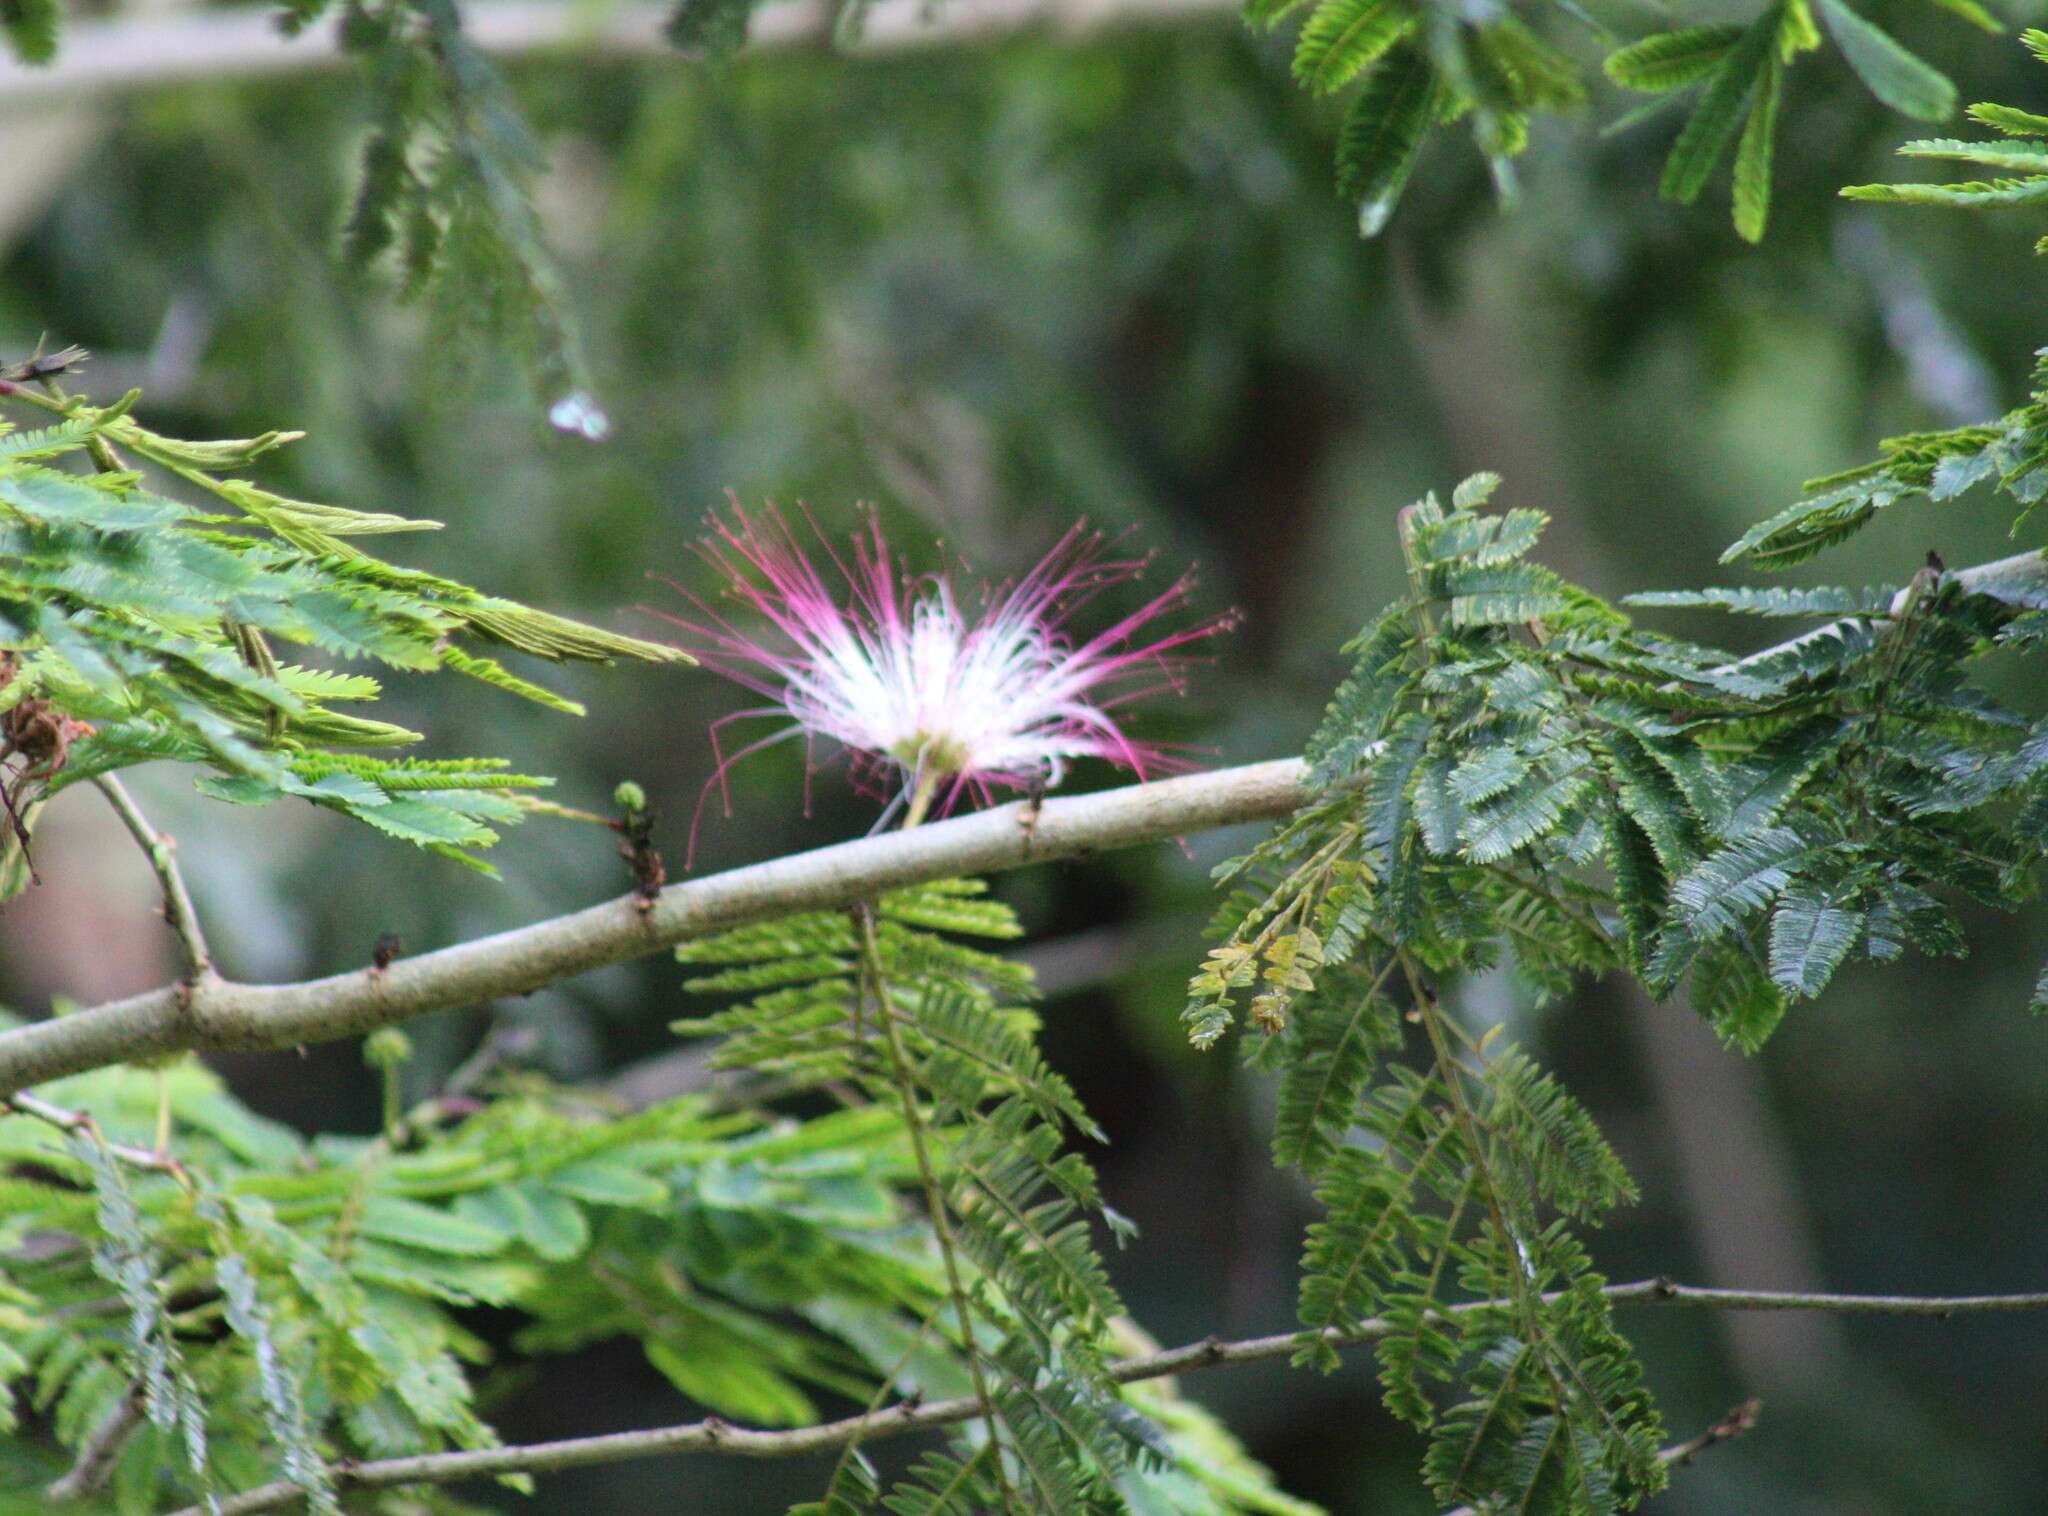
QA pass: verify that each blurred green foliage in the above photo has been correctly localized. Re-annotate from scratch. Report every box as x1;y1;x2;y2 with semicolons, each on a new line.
2;1;2048;1511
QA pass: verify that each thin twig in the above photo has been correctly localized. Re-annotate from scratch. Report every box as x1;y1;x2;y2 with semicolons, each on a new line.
4;1090;187;1178
92;774;212;985
4;546;2042;1098
855;903;1019;1511
166;1277;2048;1516
1659;1397;1764;1469
45;1385;146;1503
440;1023;541;1100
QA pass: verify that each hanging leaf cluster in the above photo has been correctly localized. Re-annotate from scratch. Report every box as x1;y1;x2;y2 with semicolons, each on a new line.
1607;0;1964;241
1244;0;1971;242
0;361;687;884
676;878;1306;1515
280;0;598;417
1183;460;2046;1510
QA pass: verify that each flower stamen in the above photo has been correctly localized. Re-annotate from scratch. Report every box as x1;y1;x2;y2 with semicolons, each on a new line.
650;503;1239;862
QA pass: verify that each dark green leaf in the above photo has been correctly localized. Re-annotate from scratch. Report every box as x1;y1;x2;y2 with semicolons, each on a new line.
1659;11;1780;205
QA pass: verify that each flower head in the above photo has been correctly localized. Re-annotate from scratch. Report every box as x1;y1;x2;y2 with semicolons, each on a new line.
654;504;1236;851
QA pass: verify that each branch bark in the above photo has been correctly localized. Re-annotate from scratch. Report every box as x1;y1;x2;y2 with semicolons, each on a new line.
168;1277;2048;1516
0;0;1240;105
1444;1399;1764;1516
0;758;1306;1095
5;546;2040;1098
45;1386;146;1503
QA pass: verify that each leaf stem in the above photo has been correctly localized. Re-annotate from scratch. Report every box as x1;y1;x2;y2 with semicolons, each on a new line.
902;768;942;831
171;1278;2048;1516
854;902;1018;1512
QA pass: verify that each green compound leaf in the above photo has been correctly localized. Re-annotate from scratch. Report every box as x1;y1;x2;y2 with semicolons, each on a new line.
1338;48;1440;236
1660;10;1780;206
1605;24;1746;91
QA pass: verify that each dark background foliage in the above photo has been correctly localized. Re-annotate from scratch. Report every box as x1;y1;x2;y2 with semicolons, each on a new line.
2;5;2045;1508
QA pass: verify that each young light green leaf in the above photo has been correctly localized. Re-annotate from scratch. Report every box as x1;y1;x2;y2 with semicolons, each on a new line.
1659;11;1780;205
1732;52;1784;242
1971;102;2048;137
356;1195;510;1256
1293;0;1415;95
545;1161;669;1209
1604;24;1745;92
1925;0;2001;33
1895;137;2048;171
1841;175;2048;206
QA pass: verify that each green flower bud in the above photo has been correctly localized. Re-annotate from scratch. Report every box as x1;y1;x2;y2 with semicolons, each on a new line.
364;1028;414;1070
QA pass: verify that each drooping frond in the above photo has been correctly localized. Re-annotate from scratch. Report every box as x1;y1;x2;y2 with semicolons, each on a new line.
1176;465;2048;1512
675;877;1176;1511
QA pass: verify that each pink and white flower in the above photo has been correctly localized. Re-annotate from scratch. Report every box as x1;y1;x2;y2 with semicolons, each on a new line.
652;504;1236;848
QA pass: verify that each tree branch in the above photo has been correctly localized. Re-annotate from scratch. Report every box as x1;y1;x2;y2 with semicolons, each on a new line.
168;1277;2048;1516
92;774;212;985
0;758;1307;1095
0;0;1239;105
1714;548;2046;671
5;546;2039;1098
45;1387;145;1503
